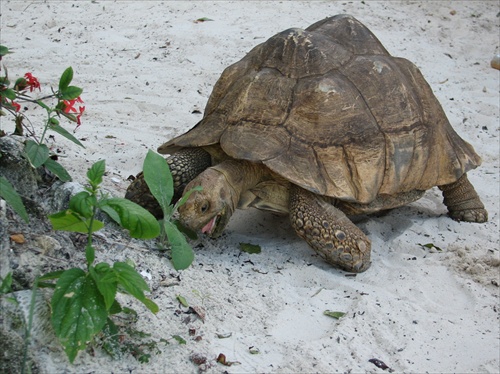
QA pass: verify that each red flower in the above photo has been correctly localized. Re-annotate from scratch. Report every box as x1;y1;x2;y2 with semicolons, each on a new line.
63;99;76;113
75;106;85;127
63;97;85;127
24;72;40;92
63;97;84;113
11;100;21;112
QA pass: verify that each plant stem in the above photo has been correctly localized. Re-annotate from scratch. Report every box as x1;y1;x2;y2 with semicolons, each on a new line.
85;188;99;269
21;278;39;374
37;108;52;145
15;93;57;102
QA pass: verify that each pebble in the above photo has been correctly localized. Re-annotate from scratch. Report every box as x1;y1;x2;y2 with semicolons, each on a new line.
491;54;500;70
34;235;61;255
140;270;152;280
160;278;180;287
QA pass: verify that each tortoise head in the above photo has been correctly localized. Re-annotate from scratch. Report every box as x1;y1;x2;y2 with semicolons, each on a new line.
178;168;236;238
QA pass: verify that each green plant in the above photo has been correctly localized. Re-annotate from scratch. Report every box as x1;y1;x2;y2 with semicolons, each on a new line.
0;176;29;223
1;45;86;222
1;45;85;181
39;160;161;363
0;272;38;374
0;272;13;295
142;150;201;270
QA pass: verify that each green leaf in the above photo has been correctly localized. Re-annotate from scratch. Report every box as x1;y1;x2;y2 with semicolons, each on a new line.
14;77;26;90
0;76;9;87
49;123;84;147
176;294;189;307
101;318;121;359
141;298;159;314
239;242;261;254
43;158;72;182
1;88;17;100
121;306;138;317
51;268;108;363
24;139;49;168
69;191;95;218
37;270;65;288
49;210;104;233
36;100;51;111
164;220;194;270
100;203;121;225
87;160;106;187
60;86;83;100
418;243;443;252
172;335;186;344
108;299;122;315
323;310;346;319
173;185;202;212
0;45;12;57
59;67;73;91
90;263;117;311
173;219;198;240
0;272;13;295
143;150;173;212
38;270;65;282
0;176;29;223
37;282;57;289
112;262;159;314
99;198;160;239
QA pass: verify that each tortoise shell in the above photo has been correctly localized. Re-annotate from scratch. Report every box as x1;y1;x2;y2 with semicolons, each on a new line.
159;14;481;204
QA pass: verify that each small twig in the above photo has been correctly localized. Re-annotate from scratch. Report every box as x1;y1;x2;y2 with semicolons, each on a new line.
23;2;35;12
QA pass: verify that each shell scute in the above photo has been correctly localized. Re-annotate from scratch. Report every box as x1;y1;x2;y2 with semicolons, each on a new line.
159;15;481;203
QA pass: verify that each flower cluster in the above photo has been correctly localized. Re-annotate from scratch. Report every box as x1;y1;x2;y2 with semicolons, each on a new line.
0;44;85;182
24;72;41;91
63;97;85;127
2;72;42;112
0;70;85;127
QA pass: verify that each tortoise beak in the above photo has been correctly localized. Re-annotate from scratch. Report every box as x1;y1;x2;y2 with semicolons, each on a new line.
201;205;231;238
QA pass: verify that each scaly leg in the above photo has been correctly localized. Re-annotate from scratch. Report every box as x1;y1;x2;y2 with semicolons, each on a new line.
438;173;488;223
125;147;211;217
289;185;371;272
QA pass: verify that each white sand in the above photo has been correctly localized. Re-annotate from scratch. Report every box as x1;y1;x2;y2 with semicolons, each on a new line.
1;1;499;373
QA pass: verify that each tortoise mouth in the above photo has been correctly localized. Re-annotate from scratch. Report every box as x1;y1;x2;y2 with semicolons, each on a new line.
201;215;219;235
200;206;229;238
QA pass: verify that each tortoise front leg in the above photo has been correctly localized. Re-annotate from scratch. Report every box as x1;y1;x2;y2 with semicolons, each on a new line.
289;185;371;272
438;173;488;223
125;147;211;218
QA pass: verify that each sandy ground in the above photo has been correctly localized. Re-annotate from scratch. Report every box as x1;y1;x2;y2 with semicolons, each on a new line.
1;1;499;373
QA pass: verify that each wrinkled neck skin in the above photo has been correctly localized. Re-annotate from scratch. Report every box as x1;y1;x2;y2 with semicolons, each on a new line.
211;159;269;211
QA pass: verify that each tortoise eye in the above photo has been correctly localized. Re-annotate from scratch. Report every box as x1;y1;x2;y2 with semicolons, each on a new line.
200;202;210;213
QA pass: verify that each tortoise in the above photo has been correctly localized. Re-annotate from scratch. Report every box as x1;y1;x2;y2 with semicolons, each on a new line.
126;14;487;272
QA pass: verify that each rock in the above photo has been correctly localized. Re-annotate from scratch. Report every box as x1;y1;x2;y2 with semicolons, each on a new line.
0;328;38;374
0;136;38;199
33;235;62;255
42;181;85;214
0;289;58;373
491;54;500;70
0;200;12;280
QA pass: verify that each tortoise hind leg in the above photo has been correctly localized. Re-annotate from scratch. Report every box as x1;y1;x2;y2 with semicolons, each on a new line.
438;173;487;223
125;148;211;218
289;185;371;272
